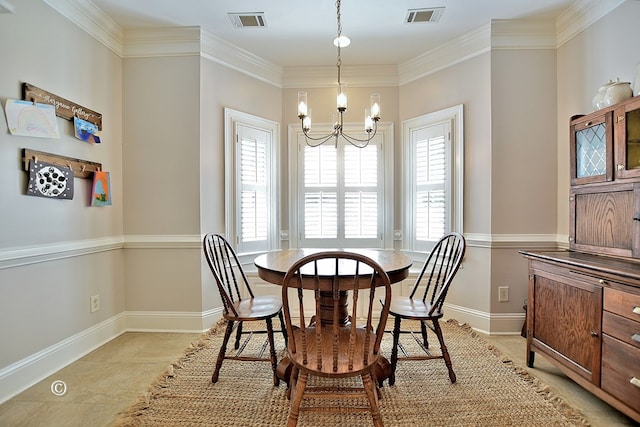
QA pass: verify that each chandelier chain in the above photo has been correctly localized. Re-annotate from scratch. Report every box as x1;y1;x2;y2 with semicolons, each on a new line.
336;0;342;81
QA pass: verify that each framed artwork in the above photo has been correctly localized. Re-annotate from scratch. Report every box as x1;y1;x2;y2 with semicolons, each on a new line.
26;160;74;199
91;171;111;206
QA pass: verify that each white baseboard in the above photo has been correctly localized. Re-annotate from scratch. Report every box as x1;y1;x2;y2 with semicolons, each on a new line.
0;313;127;405
444;303;525;336
125;308;222;333
0;309;223;405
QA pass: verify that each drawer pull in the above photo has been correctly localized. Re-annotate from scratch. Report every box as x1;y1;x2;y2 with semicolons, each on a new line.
598;279;607;284
631;377;640;389
633;334;640;343
634;307;640;315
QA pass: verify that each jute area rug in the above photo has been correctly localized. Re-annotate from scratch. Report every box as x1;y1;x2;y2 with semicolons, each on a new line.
115;319;589;426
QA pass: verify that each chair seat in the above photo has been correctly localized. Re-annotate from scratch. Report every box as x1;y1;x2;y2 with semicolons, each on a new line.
225;296;282;321
289;327;379;377
388;296;443;320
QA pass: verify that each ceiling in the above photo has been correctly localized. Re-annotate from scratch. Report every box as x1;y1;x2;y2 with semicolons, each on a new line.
90;0;576;68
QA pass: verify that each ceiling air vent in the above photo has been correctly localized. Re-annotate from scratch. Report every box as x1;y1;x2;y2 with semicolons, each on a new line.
228;12;267;28
405;7;444;24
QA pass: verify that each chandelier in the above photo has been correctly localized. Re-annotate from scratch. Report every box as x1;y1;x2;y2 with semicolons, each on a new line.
296;0;381;148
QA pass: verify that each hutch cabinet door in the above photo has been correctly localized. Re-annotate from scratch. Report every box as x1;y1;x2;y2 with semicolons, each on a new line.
570;112;613;185
569;182;638;258
614;96;640;179
528;266;603;384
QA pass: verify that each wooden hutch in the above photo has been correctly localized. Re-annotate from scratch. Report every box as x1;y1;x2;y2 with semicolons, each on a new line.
521;95;640;422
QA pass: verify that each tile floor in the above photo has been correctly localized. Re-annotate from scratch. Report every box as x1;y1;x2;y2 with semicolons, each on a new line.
0;330;637;426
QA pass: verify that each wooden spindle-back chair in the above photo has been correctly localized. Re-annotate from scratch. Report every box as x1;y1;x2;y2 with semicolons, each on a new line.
281;251;392;427
203;233;287;385
386;232;466;385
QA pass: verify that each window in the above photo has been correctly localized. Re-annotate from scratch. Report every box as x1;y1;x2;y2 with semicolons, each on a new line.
404;105;463;252
289;123;394;248
224;108;279;254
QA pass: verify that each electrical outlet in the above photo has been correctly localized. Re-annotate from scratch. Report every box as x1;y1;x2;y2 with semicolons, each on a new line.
90;294;100;313
498;286;509;302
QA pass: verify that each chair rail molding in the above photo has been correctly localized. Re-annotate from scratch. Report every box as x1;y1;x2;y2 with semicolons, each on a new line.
0;236;124;270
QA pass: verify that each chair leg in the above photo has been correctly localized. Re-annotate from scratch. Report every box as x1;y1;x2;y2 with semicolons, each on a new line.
234;321;243;349
362;371;384;427
420;320;430;349
212;320;234;383
287;366;299;400
278;310;288;346
432;319;456;383
287;371;308;427
389;316;401;386
265;317;279;386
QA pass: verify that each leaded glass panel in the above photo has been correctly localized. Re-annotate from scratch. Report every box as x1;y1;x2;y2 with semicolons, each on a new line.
576;123;606;178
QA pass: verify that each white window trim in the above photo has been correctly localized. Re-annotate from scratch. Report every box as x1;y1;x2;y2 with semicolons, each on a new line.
403;104;464;251
288;121;394;249
224;108;280;254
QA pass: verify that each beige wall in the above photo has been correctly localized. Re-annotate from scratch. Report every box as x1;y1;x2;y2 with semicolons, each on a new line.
0;0;124;370
198;59;282;311
399;54;495;321
400;54;492;236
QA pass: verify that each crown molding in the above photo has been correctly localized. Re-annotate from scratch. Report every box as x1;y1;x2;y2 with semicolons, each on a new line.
123;26;202;58
556;0;625;47
43;0;123;56
200;30;282;88
398;23;491;86
491;19;557;50
282;64;398;88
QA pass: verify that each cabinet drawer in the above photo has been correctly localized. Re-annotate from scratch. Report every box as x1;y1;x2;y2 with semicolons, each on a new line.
604;288;640;321
601;335;640;409
603;311;640;350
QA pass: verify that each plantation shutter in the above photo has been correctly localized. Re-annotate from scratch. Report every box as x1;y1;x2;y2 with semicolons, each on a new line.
237;124;270;253
344;144;378;239
299;133;383;248
414;123;448;247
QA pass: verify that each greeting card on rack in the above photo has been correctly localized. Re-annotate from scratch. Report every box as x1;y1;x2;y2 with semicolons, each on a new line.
91;171;111;206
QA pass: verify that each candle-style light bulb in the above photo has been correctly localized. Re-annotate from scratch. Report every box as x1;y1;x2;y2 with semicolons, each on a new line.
370;93;380;120
302;108;312;132
337;83;347;111
298;91;308;118
365;108;373;132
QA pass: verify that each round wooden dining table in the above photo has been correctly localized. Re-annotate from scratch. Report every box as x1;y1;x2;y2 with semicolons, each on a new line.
254;248;413;287
254;248;413;387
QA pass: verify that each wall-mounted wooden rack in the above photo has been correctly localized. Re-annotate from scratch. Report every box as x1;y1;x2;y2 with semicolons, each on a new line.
22;149;102;179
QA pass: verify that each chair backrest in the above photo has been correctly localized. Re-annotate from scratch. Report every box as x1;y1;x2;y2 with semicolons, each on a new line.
203;233;253;317
281;251;392;375
410;232;466;316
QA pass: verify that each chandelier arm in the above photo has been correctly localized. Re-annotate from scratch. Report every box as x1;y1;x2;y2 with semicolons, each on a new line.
302;128;339;146
338;128;377;148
